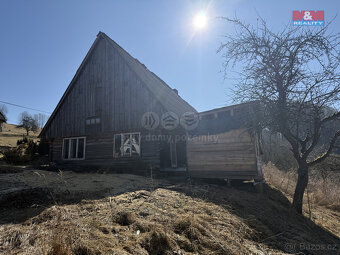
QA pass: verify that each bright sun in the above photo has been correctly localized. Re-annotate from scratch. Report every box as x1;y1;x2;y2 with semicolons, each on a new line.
193;11;207;29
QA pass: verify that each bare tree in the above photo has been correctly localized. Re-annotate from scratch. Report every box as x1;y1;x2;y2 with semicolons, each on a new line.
18;112;38;136
34;113;48;129
0;104;8;119
219;18;340;214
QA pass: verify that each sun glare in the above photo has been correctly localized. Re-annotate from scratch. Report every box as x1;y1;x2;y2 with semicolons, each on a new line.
193;11;207;29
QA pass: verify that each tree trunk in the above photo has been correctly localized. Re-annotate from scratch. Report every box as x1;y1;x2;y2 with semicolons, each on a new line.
292;162;309;214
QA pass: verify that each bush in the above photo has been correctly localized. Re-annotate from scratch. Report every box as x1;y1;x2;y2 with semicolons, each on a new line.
3;138;40;164
17;137;28;146
25;139;39;156
2;148;31;164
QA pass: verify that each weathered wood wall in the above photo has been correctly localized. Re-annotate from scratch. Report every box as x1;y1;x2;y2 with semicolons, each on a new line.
51;130;160;170
187;128;260;179
41;35;179;169
43;38;167;139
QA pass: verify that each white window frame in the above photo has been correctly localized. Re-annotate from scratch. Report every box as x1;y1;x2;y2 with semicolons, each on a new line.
62;137;86;160
113;132;141;158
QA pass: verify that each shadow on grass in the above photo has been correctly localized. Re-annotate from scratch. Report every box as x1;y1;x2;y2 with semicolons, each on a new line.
0;169;339;255
169;180;340;255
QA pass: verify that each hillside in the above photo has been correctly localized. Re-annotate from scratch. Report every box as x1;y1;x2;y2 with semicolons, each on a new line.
0;123;40;148
0;166;339;255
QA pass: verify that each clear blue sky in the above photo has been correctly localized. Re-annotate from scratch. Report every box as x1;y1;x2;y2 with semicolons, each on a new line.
1;0;339;124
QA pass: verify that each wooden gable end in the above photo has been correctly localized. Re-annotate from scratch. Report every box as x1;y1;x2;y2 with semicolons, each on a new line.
41;35;165;139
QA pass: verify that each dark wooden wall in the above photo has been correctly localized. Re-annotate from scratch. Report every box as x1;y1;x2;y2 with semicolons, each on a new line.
41;36;176;169
50;130;160;170
43;38;167;139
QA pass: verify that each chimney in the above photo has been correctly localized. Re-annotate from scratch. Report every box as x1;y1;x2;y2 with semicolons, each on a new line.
173;89;178;95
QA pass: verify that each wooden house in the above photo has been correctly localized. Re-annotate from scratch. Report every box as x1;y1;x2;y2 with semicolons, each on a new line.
39;32;196;171
39;32;263;181
0;112;6;132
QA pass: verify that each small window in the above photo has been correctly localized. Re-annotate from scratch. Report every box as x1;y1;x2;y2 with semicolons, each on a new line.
62;137;86;160
114;133;140;157
86;117;101;125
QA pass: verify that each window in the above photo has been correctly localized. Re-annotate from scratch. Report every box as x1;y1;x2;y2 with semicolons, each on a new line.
86;117;101;125
62;137;86;160
114;132;140;157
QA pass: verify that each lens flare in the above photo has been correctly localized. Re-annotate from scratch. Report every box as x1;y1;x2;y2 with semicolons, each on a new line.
193;11;207;29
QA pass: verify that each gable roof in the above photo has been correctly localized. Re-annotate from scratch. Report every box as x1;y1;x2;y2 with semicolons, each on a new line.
0;111;6;122
100;32;196;115
40;32;196;137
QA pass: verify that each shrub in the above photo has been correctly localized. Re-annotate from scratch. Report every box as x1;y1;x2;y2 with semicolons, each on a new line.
2;148;31;164
17;137;28;146
3;138;42;164
25;139;39;156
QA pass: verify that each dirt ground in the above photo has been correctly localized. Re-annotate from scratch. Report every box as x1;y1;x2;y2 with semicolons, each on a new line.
0;166;339;255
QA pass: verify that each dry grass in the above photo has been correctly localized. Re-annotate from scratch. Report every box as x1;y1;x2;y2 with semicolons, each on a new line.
263;162;340;211
0;188;285;254
0;123;40;148
0;169;339;254
263;162;340;238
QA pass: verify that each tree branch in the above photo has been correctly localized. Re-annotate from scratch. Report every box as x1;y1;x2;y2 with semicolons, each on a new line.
308;130;340;166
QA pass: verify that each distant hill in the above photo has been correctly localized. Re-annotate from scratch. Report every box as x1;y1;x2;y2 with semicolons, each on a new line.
0;123;40;148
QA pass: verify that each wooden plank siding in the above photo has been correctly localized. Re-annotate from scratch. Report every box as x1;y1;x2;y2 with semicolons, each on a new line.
40;33;195;170
43;38;167;139
51;131;160;170
187;128;259;179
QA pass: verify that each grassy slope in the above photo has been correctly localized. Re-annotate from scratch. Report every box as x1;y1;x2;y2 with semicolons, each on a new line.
0;123;40;148
0;168;339;255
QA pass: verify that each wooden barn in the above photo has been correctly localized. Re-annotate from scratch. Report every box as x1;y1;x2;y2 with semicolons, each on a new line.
39;32;263;181
0;111;6;132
